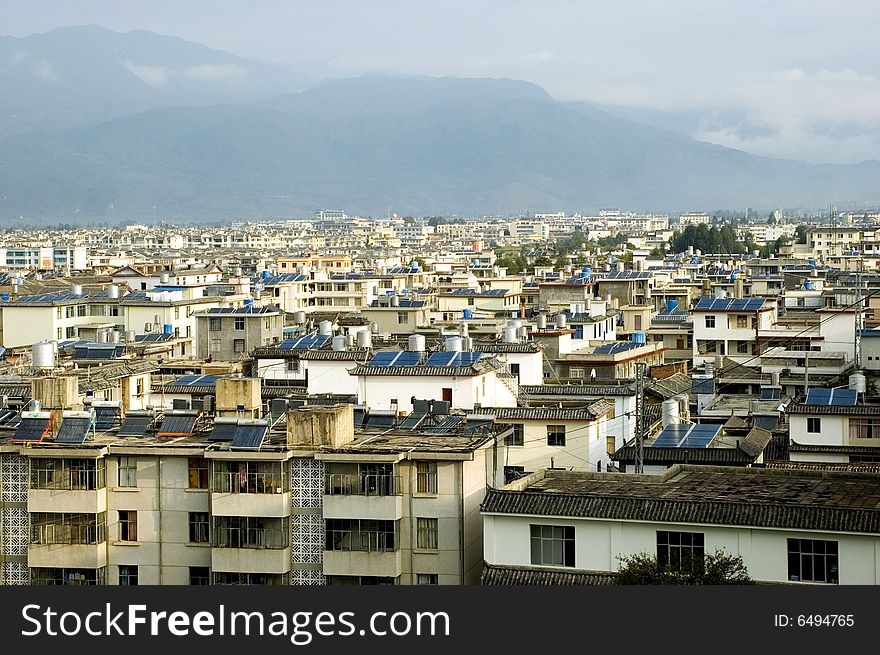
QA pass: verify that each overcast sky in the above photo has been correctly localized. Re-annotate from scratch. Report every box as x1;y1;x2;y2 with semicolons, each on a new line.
4;0;879;164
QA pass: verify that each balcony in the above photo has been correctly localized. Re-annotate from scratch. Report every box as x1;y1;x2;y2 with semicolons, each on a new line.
324;473;403;520
324;519;401;577
211;466;290;518
29;514;107;569
28;460;106;514
211;518;290;575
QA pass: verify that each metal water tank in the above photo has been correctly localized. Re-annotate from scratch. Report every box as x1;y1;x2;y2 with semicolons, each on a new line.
331;335;347;351
71;284;83;295
661;399;681;427
318;321;333;336
345;333;355;348
850;372;867;394
107;285;119;299
517;326;529;339
462;308;474;319
97;329;109;343
556;313;567;328
408;334;426;352
461;336;474;351
509;319;523;329
536;315;547;329
32;342;56;369
631;332;647;345
459;322;469;336
293;311;307;324
502;326;518;344
109;331;121;343
160;272;170;284
370;322;379;334
125;331;136;343
357;330;372;349
445;336;463;352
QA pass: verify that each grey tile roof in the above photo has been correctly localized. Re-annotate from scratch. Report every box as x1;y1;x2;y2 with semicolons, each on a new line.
480;564;617;585
473;342;542;354
786;404;880;416
612;446;755;466
349;356;505;377
487;401;613;422
766;461;880;474
481;465;880;534
520;383;635;397
789;441;880;455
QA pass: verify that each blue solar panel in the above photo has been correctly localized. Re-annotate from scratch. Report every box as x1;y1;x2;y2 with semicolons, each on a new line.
805;388;833;405
55;417;92;444
279;335;330;350
367;351;422;366
230;422;269;449
694;297;765;312
651;423;720;448
170;374;218;387
805;387;857;406
426;351;483;367
593;342;643;355
759;388;781;401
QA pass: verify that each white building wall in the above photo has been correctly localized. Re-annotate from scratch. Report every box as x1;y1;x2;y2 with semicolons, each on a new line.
483;514;880;584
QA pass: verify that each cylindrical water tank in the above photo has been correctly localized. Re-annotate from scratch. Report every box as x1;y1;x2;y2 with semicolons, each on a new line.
502;326;518;344
97;329;108;343
71;284;83;295
445;336;463;352
163;324;173;335
370;322;379;334
770;371;780;387
463;308;473;319
390;295;400;307
293;311;307;324
125;330;136;343
30;400;41;413
331;335;347;351
459;322;469;336
536;315;547;329
804;280;813;290
109;331;121;343
661;399;681;427
517;326;529;339
345;333;355;348
616;261;625;272
254;288;262;300
408;334;426;352
509;319;523;329
32;342;56;369
160;272;170;284
318;321;333;336
556;313;567;328
261;270;271;280
850;373;867;394
667;299;679;313
714;355;723;372
107;285;119;299
357;330;372;349
244;298;254;307
632;332;647;344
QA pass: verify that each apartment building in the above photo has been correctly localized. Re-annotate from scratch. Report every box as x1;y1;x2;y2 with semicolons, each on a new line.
0;246;87;271
194;306;283;361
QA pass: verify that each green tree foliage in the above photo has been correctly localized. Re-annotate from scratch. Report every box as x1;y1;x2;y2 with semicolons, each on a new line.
795;224;808;244
533;255;553;267
668;224;746;254
616;550;753;585
597;233;630;250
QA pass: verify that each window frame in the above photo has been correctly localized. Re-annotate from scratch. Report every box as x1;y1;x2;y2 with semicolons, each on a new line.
656;530;705;570
787;538;839;584
705;314;716;328
189;511;210;544
416;517;439;550
529;524;575;567
547;424;566;447
117;456;137;488
807;417;821;434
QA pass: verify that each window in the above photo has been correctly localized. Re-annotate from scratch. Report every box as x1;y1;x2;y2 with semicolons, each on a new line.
505;423;524;447
657;531;704;570
174;307;180;319
118;565;138;586
188;458;209;489
417;574;438;585
286;359;300;373
416;461;438;494
570;367;585;379
788;538;838;584
209;317;222;331
504;466;526;484
416;518;438;550
849;418;880;439
210;338;222;353
807;417;821;433
189;512;210;543
117;457;137;488
547;425;566;447
736;315;748;328
441;388;452;403
397;312;408;325
705;315;716;328
530;525;575;567
467;298;475;306
233;339;246;353
234;317;245;330
606;435;616;454
66;326;76;338
118;511;137;542
737;341;749;354
189;567;210;585
135;377;144;396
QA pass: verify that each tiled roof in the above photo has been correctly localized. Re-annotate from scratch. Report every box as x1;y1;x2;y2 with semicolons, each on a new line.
786;404;880;416
297;350;371;362
473;342;542;354
349;356;504;377
766;461;880;474
612;446;755;465
789;442;880;455
487;402;612;422
480;564;617;586
481;466;880;534
520;383;635;397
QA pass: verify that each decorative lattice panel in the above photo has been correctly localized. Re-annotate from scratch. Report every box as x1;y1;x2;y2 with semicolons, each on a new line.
290;569;325;586
1;508;29;556
291;458;324;508
291;513;324;565
1;454;28;502
1;562;29;586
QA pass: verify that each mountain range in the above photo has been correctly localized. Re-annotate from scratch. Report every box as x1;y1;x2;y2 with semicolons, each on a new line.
0;25;877;223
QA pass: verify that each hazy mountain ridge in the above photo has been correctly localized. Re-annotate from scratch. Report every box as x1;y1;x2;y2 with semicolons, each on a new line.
0;26;877;223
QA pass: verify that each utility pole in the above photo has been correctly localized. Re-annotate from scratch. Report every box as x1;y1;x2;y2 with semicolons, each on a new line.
634;362;647;474
855;260;863;370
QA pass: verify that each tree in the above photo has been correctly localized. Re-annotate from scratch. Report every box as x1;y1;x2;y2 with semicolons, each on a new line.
795;224;808;244
616;549;753;585
533;255;552;267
